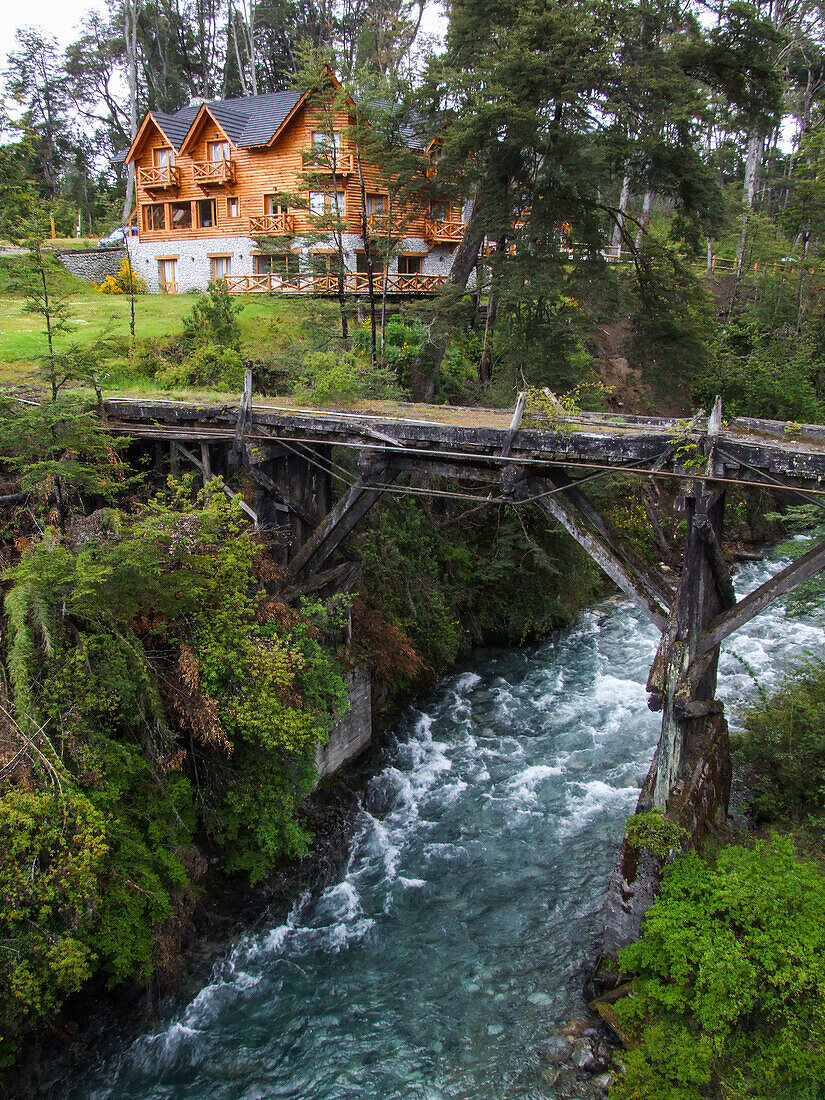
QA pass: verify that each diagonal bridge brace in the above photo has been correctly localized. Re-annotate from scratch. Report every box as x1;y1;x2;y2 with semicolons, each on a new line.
519;476;670;629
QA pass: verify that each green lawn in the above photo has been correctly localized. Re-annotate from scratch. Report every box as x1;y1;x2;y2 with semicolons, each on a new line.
0;280;337;373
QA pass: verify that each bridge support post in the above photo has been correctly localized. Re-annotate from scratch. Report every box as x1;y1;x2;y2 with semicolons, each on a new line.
601;478;732;960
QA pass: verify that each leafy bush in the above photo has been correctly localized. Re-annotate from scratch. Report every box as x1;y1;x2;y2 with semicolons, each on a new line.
612;835;825;1100
156;345;246;391
182;281;244;350
737;656;825;826
0;481;349;1052
294;349;405;404
97;258;146;295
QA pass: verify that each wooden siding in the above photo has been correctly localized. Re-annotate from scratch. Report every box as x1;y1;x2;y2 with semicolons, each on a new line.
131;99;462;248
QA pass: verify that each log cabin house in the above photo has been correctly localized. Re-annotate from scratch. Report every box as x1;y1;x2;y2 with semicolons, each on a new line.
122;78;466;295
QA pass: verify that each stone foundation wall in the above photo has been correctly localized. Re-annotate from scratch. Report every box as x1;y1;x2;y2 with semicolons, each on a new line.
57;247;125;285
129;234;456;292
315;664;372;782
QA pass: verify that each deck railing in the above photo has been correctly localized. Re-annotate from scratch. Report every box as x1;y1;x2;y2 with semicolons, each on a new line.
159;281;178;294
222;271;448;295
248;213;296;234
425;218;465;244
192;159;237;185
137;165;180;189
302;151;355;175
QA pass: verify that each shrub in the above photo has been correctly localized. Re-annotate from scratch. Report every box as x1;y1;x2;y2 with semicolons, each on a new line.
182;281;244;350
612;835;825;1100
294;349;405;405
156;345;246;391
97;258;146;296
737;656;825;826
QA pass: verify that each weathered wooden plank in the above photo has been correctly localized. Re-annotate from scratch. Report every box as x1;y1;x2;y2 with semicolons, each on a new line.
501;391;527;458
171;441;257;521
697;537;825;655
281;560;362;601
288;460;400;579
247;464;315;525
523;478;668;629
693;515;736;610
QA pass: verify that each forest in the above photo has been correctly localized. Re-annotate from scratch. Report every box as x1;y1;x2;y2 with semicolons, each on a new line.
4;0;825;1097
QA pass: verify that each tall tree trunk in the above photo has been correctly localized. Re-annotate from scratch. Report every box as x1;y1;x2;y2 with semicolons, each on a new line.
635;190;653;251
611;175;631;257
479;234;506;388
122;0;139;223
355;141;377;368
736;132;761;266
412;202;485;402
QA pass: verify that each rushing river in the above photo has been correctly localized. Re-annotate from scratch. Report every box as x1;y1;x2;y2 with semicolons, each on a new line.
68;553;824;1100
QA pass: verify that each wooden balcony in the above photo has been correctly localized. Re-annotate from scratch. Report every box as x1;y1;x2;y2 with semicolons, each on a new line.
425;218;465;244
193;159;237;186
137;165;180;189
223;272;448;296
159;281;178;294
248;213;295;234
302;151;355;175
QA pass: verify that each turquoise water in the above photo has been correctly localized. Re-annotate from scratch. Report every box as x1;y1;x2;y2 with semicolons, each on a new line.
68;554;824;1100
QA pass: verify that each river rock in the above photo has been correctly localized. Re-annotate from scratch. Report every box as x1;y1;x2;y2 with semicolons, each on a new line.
570;1037;610;1073
592;1072;613;1093
537;1035;574;1064
562;1017;590;1039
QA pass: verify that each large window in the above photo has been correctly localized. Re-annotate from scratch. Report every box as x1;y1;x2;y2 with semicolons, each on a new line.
398;255;422;275
312;131;341;152
208;140;230;162
144;203;165;231
153;147;174;167
254;253;299;278
309;190;345;216
198;199;216;228
365;194;386;215
170;203;192;230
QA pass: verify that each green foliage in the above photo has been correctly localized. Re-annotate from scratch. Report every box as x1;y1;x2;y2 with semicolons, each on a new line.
737;657;825;827
624;811;688;858
156;345;246;391
631;243;716;394
294;349;406;404
182;281;244;351
0;480;349;1053
697;320;824;422
612;836;825;1100
358;495;599;679
0;393;132;525
0;789;106;1065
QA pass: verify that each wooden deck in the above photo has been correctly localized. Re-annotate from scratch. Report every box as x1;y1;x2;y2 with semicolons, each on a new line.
221;272;450;296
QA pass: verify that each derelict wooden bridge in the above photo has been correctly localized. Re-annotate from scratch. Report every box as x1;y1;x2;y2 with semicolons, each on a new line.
104;386;825;955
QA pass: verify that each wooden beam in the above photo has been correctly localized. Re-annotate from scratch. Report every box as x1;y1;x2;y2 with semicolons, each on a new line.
501;391;527;458
281;561;362;602
693;514;736;609
171;441;258;522
247;464;316;525
523;478;668;629
288;460;400;579
696;537;825;656
545;470;674;614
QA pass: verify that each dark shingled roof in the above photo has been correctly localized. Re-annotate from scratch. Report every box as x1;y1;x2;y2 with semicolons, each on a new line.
148;91;302;151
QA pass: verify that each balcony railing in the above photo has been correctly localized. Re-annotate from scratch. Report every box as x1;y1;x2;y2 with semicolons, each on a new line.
137;165;180;189
223;272;448;296
159;281;178;294
248;213;295;234
193;159;237;186
302;151;355;175
425;218;465;244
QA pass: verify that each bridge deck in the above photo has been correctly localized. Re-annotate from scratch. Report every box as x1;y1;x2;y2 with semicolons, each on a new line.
104;397;825;494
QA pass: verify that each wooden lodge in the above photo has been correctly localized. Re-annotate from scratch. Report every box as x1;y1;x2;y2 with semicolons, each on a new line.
121;74;466;295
